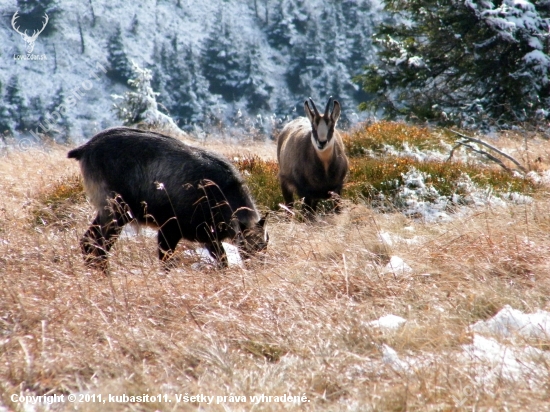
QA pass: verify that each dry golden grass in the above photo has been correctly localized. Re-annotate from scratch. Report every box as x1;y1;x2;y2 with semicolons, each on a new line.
2;135;550;411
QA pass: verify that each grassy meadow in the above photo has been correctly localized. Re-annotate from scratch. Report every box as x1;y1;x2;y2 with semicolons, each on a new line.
1;122;550;411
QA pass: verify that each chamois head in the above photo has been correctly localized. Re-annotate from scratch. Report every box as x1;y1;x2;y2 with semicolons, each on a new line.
304;97;341;152
233;214;269;260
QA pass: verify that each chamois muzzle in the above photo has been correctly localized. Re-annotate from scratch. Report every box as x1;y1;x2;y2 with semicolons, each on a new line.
316;139;328;150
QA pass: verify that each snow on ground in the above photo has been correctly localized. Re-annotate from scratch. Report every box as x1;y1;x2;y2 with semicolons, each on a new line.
470;305;550;340
382;344;411;373
367;314;407;330
382;256;413;276
120;225;243;268
378;230;421;246
191;243;243;268
462;334;548;386
371;306;550;386
527;169;550;185
393;167;532;222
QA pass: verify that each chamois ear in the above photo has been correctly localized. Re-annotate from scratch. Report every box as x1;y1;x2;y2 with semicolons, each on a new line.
331;100;341;124
304;100;314;123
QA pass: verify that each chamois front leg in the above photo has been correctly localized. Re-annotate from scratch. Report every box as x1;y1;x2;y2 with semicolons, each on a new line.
330;188;344;214
280;178;295;208
303;197;319;218
157;219;183;268
204;240;228;268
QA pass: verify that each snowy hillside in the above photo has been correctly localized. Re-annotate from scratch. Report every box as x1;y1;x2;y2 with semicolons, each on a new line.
0;0;384;142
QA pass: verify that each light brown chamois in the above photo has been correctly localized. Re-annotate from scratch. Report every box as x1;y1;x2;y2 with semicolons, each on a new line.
277;97;349;215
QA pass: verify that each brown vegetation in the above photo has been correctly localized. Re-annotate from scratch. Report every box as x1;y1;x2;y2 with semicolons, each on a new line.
1;125;550;411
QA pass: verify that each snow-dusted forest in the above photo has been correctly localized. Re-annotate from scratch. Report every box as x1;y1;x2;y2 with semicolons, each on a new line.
2;0;548;142
0;0;384;142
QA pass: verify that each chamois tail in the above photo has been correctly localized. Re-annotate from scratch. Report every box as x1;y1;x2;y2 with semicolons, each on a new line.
67;147;84;160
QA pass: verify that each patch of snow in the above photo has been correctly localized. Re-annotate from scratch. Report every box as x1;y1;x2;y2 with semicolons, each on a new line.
378;231;393;246
470;305;550;340
527;169;550;185
382;344;409;372
119;225;243;268
396;168;453;222
392;167;531;222
191;242;243;268
119;224;156;238
378;231;421;246
383;256;413;276
462;334;548;385
408;56;426;68
222;242;244;267
368;314;407;330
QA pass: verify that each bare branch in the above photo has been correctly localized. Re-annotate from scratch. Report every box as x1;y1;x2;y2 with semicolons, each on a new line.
450;141;512;173
447;129;526;173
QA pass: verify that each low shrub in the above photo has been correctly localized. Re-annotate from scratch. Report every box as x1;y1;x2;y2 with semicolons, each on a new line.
342;121;450;157
233;156;283;211
31;174;85;228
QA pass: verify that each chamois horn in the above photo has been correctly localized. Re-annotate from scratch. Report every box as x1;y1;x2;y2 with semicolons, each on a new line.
308;97;320;118
324;96;333;118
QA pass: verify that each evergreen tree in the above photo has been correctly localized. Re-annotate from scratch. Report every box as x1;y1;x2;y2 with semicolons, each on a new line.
266;0;310;49
286;25;324;97
107;25;133;84
112;62;182;133
27;95;44;125
355;0;550;129
155;43;216;127
0;80;13;137
201;18;250;102
44;87;71;142
5;76;28;133
130;13;139;35
242;43;273;113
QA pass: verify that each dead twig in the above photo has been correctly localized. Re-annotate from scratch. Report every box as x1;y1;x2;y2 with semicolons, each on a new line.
447;129;526;173
449;142;512;173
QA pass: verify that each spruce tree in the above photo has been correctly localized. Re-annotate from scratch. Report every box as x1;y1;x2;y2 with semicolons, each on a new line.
286;25;323;98
27;96;44;126
0;80;13;138
153;41;216;127
107;25;133;84
112;62;182;133
243;43;273;113
44;87;71;142
202;18;249;102
266;0;310;49
5;76;28;133
355;0;550;129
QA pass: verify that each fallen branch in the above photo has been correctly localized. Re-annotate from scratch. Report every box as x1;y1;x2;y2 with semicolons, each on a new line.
447;129;526;173
448;142;511;173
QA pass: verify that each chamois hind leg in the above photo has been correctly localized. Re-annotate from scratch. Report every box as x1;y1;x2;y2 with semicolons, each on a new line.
157;219;183;267
81;212;124;272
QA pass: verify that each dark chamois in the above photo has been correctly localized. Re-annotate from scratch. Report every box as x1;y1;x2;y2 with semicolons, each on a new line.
277;97;348;214
68;127;268;271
